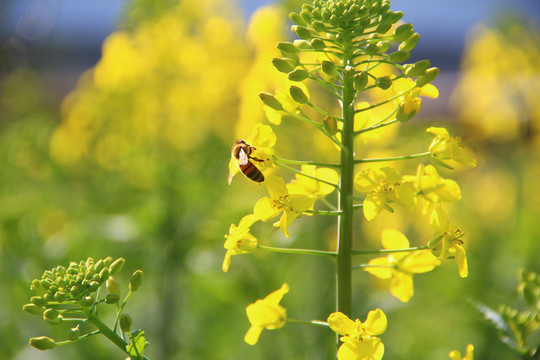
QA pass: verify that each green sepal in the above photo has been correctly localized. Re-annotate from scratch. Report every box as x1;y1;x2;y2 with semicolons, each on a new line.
120;313;133;333
311;20;327;32
29;336;56;350
323;115;338;135
272;58;294;73
129;270;143;292
310;38;325;50
403;59;431;77
23;303;46;315
388;49;411;63
396;105;417;123
376;76;392;90
259;92;283;111
105;293;120;304
289;12;306;26
321;60;337;76
276;41;299;54
354;72;368;91
288;69;310;82
394;23;413;42
289;85;309;104
399;33;420;52
292;25;312;40
415;67;439;87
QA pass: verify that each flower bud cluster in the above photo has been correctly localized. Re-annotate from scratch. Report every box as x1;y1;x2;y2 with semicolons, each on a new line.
23;257;125;318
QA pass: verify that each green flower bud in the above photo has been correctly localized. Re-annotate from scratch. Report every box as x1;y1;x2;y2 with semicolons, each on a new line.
388;49;411;63
107;276;121;296
394;23;413;42
105;293;119;304
43;308;59;320
43;292;55;302
88;281;99;292
119;313;133;333
53;292;66;303
29;336;56;350
403;60;431;77
310;38;325;50
321;60;337;76
311;20;327;32
396;104;417;123
272;58;294;73
289;85;309;104
399;33;420;52
294;39;311;50
293;25;312;40
376;76;392;90
23;304;45;315
376;21;391;34
99;267;110;282
288;69;309;82
67;326;80;341
300;10;312;23
388;11;404;23
40;279;52;290
289;12;306;26
276;41;299;54
365;44;379;55
259;92;283;111
31;296;47;307
129;270;143;292
354;72;368;91
415;67;439;87
323;115;337;135
31;279;43;292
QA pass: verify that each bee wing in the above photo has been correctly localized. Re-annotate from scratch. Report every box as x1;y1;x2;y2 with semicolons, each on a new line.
238;147;249;165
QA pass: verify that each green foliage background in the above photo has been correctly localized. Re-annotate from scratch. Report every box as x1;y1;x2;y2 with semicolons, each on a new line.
0;0;539;359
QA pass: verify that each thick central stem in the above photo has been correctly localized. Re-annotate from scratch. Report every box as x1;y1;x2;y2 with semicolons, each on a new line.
336;56;356;318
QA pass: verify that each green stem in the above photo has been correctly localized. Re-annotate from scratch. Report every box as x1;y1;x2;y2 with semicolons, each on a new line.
336;57;356;320
287;318;329;327
354;152;431;164
352;246;428;255
113;290;133;333
85;310;129;354
274;156;341;169
352;264;395;270
305;209;342;215
257;244;336;258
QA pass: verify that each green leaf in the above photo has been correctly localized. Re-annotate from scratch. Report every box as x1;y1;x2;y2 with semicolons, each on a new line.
127;330;148;357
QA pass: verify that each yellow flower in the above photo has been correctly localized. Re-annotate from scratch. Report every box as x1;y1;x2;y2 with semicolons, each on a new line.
393;78;439;118
354;167;416;221
449;344;474;360
228;124;276;183
286;165;339;197
364;229;440;302
254;176;318;237
427;127;477;168
244;283;289;345
403;164;461;214
327;309;387;360
222;214;259;272
430;205;469;278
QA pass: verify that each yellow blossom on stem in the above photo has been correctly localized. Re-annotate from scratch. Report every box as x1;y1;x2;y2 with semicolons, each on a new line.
354;167;416;221
228;123;276;183
244;283;289;345
427;127;477;168
254;176;318;237
364;229;440;302
327;309;387;360
449;344;474;360
430;205;469;278
222;214;259;272
286;165;339;197
403;164;461;214
393;78;439;120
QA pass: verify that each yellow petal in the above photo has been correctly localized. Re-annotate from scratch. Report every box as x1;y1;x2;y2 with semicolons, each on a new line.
254;197;280;221
363;308;387;335
400;250;441;273
419;83;439;98
455;245;469;278
327;312;357;336
244;325;263;345
266;176;288;199
264;283;289;305
363;193;386;221
250;123;276;148
365;257;393;279
338;337;384;360
381;229;410;249
390;272;414;303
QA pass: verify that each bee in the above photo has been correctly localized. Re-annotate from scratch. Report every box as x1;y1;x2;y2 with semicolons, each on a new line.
228;139;265;184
